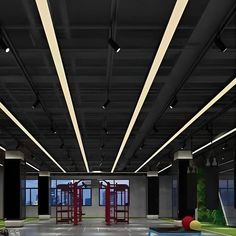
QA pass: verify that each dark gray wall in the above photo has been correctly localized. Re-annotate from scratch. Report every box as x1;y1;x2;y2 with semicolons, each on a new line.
159;176;173;218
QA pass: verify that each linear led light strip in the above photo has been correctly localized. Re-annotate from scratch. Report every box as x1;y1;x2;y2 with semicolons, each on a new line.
0;102;66;173
0;146;6;151
111;0;189;173
218;160;234;167
135;78;236;172
158;164;172;174
192;127;236;155
0;145;39;171
0;162;39;171
26;162;40;172
35;0;89;173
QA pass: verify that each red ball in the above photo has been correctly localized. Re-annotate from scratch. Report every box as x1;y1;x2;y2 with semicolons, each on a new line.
182;216;193;230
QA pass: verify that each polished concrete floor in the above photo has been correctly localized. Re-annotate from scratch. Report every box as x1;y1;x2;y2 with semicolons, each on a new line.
7;219;220;236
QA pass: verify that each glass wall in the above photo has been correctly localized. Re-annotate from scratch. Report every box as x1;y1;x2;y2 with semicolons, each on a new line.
25;180;38;206
219;178;234;206
99;180;129;206
50;179;92;206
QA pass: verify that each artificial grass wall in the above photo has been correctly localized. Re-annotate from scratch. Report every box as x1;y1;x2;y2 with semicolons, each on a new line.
197;167;225;225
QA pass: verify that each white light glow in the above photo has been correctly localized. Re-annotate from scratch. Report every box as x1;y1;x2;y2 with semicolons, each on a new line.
35;0;89;172
0;102;66;173
135;78;236;172
158;164;172;174
192;128;236;155
26;162;40;172
111;0;189;172
0;146;6;152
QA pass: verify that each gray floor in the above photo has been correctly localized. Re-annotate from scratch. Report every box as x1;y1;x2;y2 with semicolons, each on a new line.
7;219;220;236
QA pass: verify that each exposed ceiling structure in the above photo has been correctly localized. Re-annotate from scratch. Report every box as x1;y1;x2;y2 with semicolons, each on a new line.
0;0;235;173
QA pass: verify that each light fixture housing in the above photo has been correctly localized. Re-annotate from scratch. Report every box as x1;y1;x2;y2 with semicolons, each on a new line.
169;97;178;109
214;37;227;53
0;38;10;53
108;38;120;53
32;98;40;110
102;99;110;109
103;128;109;135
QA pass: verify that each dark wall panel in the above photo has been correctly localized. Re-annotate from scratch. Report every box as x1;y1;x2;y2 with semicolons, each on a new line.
147;177;159;215
4;159;25;220
38;176;50;215
205;167;219;210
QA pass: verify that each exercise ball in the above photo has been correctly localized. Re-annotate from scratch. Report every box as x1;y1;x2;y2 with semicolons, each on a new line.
182;216;193;230
190;220;201;231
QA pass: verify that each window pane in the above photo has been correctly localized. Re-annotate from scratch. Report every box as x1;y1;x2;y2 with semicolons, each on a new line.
219;180;227;188
31;189;38;205
50;188;57;206
26;180;38;188
100;189;106;205
26;189;31;205
51;180;57;188
83;189;91;206
228;180;234;188
57;180;73;185
115;180;129;186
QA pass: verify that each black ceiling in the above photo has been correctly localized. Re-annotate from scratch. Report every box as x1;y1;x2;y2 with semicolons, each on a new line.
0;0;235;173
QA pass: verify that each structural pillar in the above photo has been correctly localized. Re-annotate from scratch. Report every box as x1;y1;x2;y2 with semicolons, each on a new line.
38;171;50;220
147;173;159;219
178;160;197;219
4;151;25;227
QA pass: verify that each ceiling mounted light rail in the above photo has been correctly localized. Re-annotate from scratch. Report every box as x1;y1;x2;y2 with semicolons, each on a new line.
135;78;236;172
0;102;66;173
192;127;236;155
111;0;190;173
35;0;89;172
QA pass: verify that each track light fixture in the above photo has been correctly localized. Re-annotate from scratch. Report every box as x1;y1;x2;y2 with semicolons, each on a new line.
51;125;57;134
139;143;144;150
108;38;120;53
102;99;110;109
103;128;109;135
0;37;10;53
169;97;178;109
214;37;227;53
32;98;40;110
100;143;105;150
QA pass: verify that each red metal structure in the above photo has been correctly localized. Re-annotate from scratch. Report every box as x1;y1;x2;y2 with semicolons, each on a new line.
105;182;129;225
56;182;83;225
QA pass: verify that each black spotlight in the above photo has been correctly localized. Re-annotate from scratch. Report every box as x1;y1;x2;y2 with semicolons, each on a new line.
32;98;40;110
108;38;120;53
102;99;110;109
139;143;144;150
169;97;178;109
51;125;57;134
0;38;10;53
100;143;105;150
103;128;109;135
214;37;227;53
